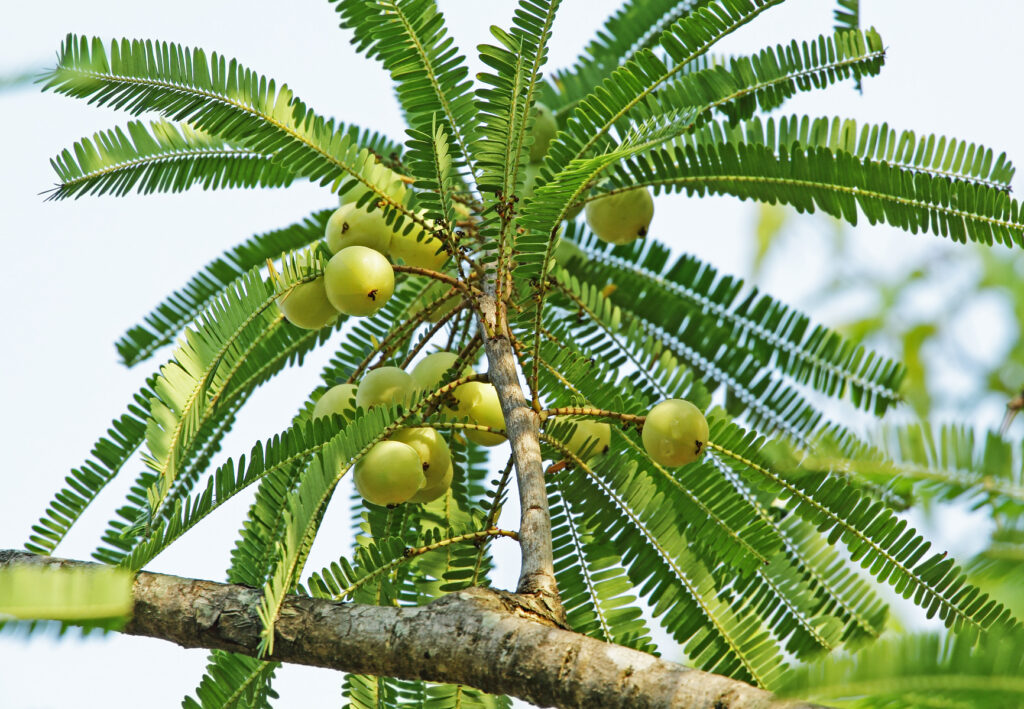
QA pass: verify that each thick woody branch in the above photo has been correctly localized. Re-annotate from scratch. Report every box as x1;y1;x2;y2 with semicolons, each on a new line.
478;293;561;613
0;551;826;709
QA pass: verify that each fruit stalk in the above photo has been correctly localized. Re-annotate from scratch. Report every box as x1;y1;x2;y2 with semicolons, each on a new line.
540;406;646;427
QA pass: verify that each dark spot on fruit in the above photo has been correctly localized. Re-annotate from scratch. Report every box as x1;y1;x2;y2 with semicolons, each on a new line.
694;440;703;455
368;289;379;301
342;222;350;233
638;226;648;237
422;462;430;471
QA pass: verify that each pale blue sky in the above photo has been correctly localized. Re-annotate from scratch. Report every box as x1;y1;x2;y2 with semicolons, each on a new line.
2;1;1021;707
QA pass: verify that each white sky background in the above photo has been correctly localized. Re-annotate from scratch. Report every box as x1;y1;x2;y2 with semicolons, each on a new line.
1;1;1022;707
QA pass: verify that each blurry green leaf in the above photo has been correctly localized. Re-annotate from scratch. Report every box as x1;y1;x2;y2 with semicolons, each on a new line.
0;564;133;623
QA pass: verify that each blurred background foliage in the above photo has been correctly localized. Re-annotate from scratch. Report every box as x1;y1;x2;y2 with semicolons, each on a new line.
758;202;1024;705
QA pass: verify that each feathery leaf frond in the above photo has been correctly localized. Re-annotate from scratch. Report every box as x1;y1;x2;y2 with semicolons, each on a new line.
25;384;152;555
183;655;277;709
47;120;294;201
44;35;413;215
550;475;660;653
474;0;560;195
641;29;885;129
804;423;1024;514
542;0;785;168
405;119;456;228
559;226;905;414
708;418;1019;635
0;564;132;625
675;114;1015;192
608;136;1024;248
334;0;479;186
779;629;1024;708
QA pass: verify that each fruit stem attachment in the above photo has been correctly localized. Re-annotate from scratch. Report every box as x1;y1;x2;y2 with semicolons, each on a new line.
392;265;482;302
539;407;646;428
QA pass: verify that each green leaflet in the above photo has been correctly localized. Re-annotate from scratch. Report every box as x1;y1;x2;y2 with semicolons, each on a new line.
833;0;859;32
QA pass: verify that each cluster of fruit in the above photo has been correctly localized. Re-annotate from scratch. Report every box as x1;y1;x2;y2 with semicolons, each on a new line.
312;349;708;507
277;166;449;330
525;103;655;246
310;351;496;506
274;111;702;509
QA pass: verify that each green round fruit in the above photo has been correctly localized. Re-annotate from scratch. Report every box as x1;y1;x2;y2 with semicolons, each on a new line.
585;187;654;245
356;366;414;410
408;462;453;503
529;102;558;163
562;419;611;460
391;427;451;487
276;276;338;330
442;375;482;418
641;399;709;467
410;351;477;412
411;351;462;391
312;383;357;422
465;383;507;447
325;203;393;255
390;220;447;271
324;246;395;316
353;440;425;506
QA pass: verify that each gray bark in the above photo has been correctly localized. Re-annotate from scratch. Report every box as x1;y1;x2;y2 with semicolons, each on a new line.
478;293;561;613
0;550;825;709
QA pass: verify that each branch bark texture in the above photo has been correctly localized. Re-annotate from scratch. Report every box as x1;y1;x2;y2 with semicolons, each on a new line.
0;551;826;709
478;293;561;610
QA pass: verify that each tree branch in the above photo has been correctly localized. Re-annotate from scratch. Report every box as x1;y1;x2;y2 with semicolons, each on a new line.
478;292;562;615
0;550;826;709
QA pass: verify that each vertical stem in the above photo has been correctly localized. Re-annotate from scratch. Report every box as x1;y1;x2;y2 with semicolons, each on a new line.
478;294;562;615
